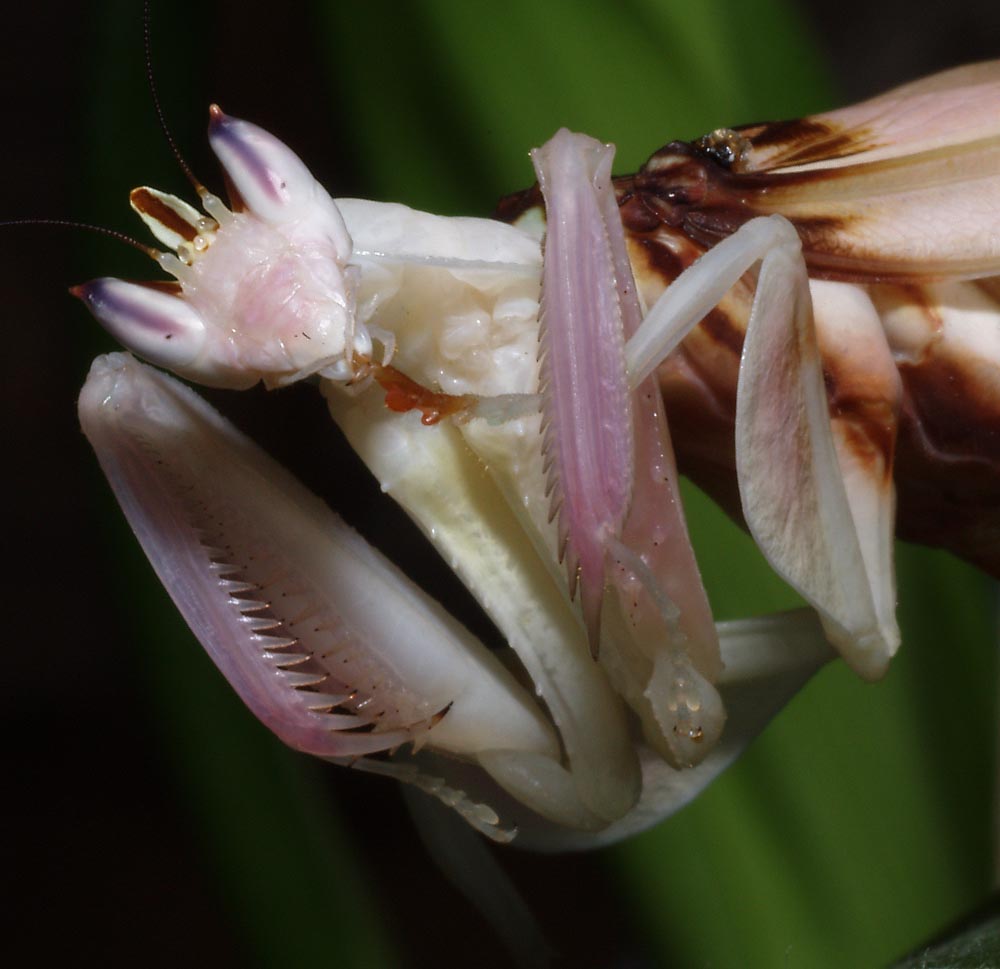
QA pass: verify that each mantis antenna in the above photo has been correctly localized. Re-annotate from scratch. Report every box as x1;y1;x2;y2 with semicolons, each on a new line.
0;219;159;261
143;0;209;197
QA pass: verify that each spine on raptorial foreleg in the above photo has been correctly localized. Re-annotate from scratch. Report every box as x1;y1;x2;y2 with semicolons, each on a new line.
530;129;725;767
79;353;559;767
531;129;635;650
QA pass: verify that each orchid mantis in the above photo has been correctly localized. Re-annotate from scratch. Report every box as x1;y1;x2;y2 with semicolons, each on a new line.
72;61;999;848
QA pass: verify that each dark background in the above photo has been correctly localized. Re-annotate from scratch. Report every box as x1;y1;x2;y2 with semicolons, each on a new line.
3;2;998;967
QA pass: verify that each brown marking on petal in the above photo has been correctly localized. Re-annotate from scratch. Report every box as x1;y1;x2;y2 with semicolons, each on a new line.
683;191;850;254
888;309;1000;578
129;188;199;242
621;148;881;282
734;118;879;171
738;118;832;147
833;415;896;484
130;279;184;295
785;215;854;249
618;192;667;234
974;276;1000;305
657;349;743;526
632;234;686;286
825;378;899;487
687;202;909;284
494;183;543;223
698;306;745;359
894;369;1000;577
794;216;931;284
812;294;903;488
897;357;1000;468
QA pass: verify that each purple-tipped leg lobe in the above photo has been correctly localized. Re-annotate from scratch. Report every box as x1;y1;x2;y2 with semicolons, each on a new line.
71;278;207;373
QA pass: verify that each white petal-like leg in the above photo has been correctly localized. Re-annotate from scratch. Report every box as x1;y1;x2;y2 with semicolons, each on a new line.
734;220;899;678
528;129;723;769
626;215;900;678
329;191;642;829
515;609;835;851
325;385;641;828
810;280;902;669
79;354;563;832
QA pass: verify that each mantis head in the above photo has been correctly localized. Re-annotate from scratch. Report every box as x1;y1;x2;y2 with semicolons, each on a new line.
73;107;368;390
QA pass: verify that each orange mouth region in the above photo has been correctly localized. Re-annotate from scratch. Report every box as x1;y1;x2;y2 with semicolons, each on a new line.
374;363;477;426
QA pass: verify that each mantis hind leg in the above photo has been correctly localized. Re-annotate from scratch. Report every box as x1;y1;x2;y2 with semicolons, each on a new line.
627;214;901;679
